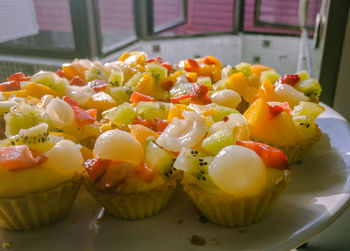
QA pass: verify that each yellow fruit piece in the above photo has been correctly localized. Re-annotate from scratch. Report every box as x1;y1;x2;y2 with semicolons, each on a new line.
135;73;153;95
49;132;77;143
167;104;189;122
258;78;275;101
247;73;260;88
242;86;259;104
118;52;131;61
251;64;271;77
226;72;247;96
3;82;60;99
62;63;86;80
210;64;222;83
83;92;116;110
244;98;301;145
25;96;41;105
128;124;159;143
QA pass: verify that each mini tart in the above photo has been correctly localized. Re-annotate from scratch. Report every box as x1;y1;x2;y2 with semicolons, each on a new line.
0;176;81;231
182;169;290;227
244;98;322;164
83;172;180;220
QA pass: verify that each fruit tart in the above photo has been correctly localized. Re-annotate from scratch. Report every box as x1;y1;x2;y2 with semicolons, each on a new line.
175;141;290;227
83;128;181;220
0;123;83;230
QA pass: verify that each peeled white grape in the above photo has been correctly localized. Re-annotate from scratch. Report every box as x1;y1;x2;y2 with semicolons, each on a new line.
208;113;248;136
209;145;266;197
211;89;242;108
156;110;207;152
44;140;84;173
45;98;74;128
274;83;308;108
94;129;144;165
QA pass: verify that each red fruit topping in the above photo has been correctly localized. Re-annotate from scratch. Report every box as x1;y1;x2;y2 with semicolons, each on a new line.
71;106;96;126
190;83;212;104
154;118;168;133
146;57;163;63
69;76;85;86
84;158;110;183
170;94;191;104
0;81;21;92
185;58;200;72
278;74;300;86
63;96;80;106
203;56;215;65
0;145;47;171
88;80;108;92
7;72;25;82
135;162;157;182
86;109;98;120
132;116;156;131
236;141;289;170
130;91;155;103
56;69;65;78
161;80;174;91
266;102;291;119
161;62;172;75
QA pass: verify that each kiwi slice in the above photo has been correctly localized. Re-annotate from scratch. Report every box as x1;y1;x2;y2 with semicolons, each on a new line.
202;128;235;155
295;78;322;103
110;86;133;105
174;147;217;187
145;141;175;178
7;123;58;152
146;63;167;84
108;69;124;87
136;101;171;123
0;100;16;116
234;62;252;77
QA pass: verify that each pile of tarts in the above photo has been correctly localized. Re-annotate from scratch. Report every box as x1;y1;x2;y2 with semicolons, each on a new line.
0;51;324;230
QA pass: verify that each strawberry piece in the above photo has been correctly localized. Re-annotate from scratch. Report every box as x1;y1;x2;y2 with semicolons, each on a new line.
154;118;168;133
277;74;300;86
86;109;98;120
0;145;45;171
132;116;156;131
203;56;215;65
71;106;96;126
130;91;155;103
7;72;25;82
84;158;110;183
56;69;65;78
69;76;85;86
170;94;191;104
146;57;163;63
0;81;21;92
190;83;212;104
63;96;80;106
161;62;172;75
88;80;108;92
185;58;200;72
237;141;289;170
266;102;291;119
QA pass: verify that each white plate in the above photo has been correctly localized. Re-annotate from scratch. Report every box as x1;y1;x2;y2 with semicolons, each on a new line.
1;104;350;251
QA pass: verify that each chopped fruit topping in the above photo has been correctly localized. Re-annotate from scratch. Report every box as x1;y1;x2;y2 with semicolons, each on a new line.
7;72;25;82
132;116;156;131
190;83;211;105
135;162;157;182
129;124;159;143
63;96;96;125
86;109;98;120
84;158;110;183
170;94;191;104
0;145;47;171
88;80;108;92
146;57;163;63
155;118;168;133
185;58;200;72
277;74;300;86
69;76;85;86
236;141;288;170
0;81;21;92
266;102;291;119
55;69;65;78
63;96;79;106
161;62;172;74
130;91;155;103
